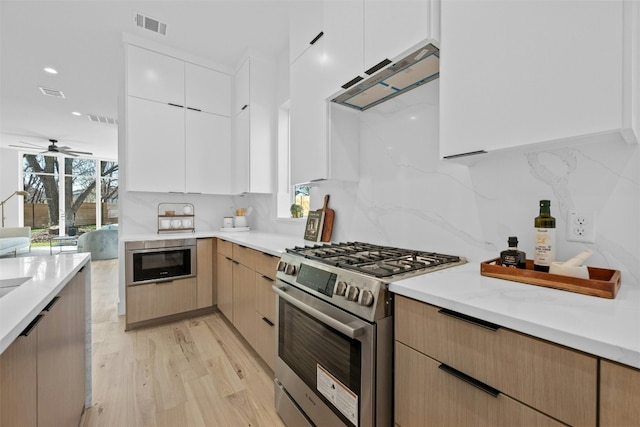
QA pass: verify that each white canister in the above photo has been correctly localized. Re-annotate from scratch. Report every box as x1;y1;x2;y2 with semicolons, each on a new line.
171;219;182;228
234;216;247;228
182;218;193;228
183;205;193;215
223;217;234;228
161;219;171;229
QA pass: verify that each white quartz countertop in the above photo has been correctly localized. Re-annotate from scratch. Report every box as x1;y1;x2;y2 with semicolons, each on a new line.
390;261;640;369
0;253;91;354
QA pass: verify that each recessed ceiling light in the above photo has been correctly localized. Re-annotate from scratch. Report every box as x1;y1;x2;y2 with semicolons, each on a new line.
44;67;58;74
72;111;82;116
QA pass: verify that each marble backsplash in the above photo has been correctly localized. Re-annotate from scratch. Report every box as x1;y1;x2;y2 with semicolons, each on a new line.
243;83;640;286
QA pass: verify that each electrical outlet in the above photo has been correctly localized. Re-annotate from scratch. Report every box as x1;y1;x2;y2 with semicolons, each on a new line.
566;211;596;243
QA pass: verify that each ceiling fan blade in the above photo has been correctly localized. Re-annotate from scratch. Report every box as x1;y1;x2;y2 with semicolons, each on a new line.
18;141;46;148
65;150;93;155
9;144;39;150
64;151;79;157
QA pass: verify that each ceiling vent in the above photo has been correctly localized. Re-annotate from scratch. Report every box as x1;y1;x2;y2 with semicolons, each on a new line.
87;114;118;126
135;13;167;35
38;86;65;98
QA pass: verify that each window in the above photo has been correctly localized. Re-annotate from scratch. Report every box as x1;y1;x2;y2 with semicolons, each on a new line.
22;154;118;235
277;101;311;218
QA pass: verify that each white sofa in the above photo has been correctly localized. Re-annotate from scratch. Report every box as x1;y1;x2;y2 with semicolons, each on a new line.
0;227;31;257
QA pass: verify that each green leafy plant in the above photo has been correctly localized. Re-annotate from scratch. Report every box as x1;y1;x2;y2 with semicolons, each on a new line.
290;204;304;218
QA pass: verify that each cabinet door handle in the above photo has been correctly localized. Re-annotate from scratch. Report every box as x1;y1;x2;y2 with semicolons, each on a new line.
168;102;184;108
232;260;240;265
241;104;248;111
156;279;174;284
42;296;60;312
186;107;202;112
439;364;500;397
79;266;86;273
365;58;392;75
225;256;232;261
261;275;274;282
437;308;500;332
443;150;488;159
20;315;44;337
309;31;324;45
261;317;274;327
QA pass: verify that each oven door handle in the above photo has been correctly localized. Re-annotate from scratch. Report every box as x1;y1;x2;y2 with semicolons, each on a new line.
273;285;365;339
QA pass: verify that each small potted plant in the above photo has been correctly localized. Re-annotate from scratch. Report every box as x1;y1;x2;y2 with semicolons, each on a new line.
290;204;304;218
66;214;78;236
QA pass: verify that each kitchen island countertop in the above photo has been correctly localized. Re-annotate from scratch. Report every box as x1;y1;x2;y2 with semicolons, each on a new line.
0;253;91;354
390;261;640;369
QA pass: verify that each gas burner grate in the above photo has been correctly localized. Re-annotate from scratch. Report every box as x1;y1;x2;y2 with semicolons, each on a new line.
287;242;462;278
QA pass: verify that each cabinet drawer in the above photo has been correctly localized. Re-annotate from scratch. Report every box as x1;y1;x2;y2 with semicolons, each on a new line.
126;277;197;324
217;238;233;258
233;244;257;268
255;312;275;371
395;342;563;427
255;274;276;322
395;296;597;427
600;360;640;426
254;251;279;280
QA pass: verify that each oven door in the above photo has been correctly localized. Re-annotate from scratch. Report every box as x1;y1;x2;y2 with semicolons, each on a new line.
273;281;375;427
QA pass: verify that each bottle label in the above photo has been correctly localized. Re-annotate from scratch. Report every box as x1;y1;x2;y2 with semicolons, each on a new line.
534;228;556;267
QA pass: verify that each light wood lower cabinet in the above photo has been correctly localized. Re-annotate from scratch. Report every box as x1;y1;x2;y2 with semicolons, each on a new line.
233;261;257;348
395;295;597;427
216;239;278;371
216;252;234;321
196;238;215;309
600;360;640;426
395;342;563;427
126;277;197;324
0;319;38;427
1;266;87;427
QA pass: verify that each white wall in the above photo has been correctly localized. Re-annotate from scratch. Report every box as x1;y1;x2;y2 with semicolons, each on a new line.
245;82;640;285
0;148;24;227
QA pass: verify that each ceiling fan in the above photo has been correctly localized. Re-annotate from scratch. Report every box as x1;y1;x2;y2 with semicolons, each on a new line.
9;139;93;157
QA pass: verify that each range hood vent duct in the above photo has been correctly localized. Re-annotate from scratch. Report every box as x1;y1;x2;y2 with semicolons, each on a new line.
331;41;439;111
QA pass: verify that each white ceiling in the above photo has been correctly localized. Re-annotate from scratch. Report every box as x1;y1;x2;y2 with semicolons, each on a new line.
0;0;290;160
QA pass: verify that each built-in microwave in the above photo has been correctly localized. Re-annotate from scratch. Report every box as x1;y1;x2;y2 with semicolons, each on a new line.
125;239;196;286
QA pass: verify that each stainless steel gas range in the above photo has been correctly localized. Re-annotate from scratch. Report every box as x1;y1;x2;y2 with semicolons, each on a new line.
273;242;466;427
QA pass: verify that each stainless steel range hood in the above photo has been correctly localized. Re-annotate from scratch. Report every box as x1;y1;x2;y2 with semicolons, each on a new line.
331;41;439;111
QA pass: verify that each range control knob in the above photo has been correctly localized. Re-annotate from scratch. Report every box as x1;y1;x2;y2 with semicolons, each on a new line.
345;285;360;302
284;264;297;276
358;290;375;307
277;261;287;272
334;281;348;296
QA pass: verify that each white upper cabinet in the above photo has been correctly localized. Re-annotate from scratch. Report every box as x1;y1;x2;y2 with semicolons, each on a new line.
185;63;231;117
440;0;637;159
232;56;275;194
290;0;324;64
127;45;184;105
127;96;185;193
125;43;233;193
363;0;431;72
186;111;231;194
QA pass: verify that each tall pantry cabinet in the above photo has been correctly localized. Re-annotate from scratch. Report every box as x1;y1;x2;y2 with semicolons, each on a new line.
125;43;232;194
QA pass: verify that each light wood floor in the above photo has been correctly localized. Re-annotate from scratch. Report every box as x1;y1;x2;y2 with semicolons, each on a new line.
82;259;286;427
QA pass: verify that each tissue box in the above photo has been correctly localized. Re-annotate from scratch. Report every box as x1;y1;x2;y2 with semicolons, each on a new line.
480;258;621;299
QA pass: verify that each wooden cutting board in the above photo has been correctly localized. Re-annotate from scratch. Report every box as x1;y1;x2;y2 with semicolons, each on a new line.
317;194;334;242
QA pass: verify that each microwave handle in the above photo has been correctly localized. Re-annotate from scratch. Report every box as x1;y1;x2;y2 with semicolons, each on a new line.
272;285;365;339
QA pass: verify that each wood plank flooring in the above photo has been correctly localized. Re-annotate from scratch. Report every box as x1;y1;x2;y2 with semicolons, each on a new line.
83;259;285;427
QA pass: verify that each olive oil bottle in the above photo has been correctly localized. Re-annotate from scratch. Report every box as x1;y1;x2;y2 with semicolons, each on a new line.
534;200;556;272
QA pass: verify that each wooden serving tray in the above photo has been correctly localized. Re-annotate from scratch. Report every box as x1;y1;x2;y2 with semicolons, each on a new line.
480;258;621;299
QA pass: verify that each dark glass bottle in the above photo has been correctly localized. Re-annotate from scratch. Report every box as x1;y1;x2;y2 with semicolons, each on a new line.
534;200;556;272
500;236;527;269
